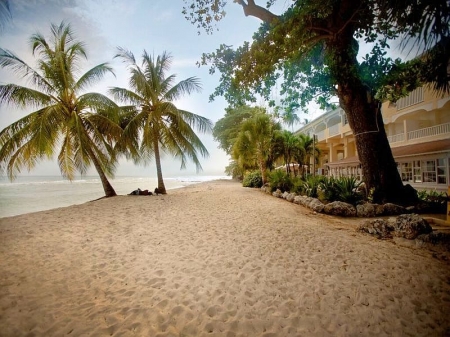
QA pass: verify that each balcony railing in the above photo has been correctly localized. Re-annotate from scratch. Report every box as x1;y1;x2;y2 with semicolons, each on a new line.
328;124;340;136
387;133;405;143
407;122;450;140
396;87;424;110
316;130;325;141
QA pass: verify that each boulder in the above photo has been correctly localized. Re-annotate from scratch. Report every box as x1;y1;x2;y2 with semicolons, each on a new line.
282;191;290;199
357;219;395;239
356;203;376;217
393;214;432;240
286;193;296;202
382;203;407;216
308;199;325;213
323;201;357;217
293;195;304;205
272;189;283;198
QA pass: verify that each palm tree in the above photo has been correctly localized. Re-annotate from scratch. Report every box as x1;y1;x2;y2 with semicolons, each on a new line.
0;22;121;197
233;112;280;184
296;133;320;177
275;130;304;176
110;48;212;194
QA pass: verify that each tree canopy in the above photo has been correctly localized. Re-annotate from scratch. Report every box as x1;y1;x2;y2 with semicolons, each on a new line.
0;22;120;197
183;0;449;108
183;0;449;204
110;49;213;194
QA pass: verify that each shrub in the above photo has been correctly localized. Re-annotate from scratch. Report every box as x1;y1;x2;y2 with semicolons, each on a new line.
302;175;324;198
267;170;293;192
334;176;363;205
317;176;339;203
242;170;263;188
417;189;448;213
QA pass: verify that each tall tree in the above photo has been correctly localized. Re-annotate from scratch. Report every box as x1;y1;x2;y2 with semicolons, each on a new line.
296;134;320;177
183;0;449;204
110;49;213;194
274;130;304;176
0;22;121;197
233;111;281;184
213;105;261;155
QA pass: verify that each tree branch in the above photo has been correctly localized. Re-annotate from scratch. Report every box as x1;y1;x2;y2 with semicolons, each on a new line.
234;0;279;24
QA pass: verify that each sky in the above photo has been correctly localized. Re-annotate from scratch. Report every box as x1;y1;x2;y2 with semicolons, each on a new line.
1;0;314;178
0;0;407;179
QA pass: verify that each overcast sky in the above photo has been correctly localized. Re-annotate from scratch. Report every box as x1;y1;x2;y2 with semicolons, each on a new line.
1;0;311;178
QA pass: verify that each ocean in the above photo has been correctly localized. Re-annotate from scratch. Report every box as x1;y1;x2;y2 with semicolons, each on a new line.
0;175;231;218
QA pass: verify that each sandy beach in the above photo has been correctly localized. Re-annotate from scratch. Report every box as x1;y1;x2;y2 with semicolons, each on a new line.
0;179;449;336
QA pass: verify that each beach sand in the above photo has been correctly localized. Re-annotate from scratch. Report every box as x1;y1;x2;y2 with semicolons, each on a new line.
0;179;449;336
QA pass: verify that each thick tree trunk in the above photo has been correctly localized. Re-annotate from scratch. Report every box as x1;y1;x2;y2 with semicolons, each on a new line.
326;16;417;204
89;150;117;197
153;134;167;194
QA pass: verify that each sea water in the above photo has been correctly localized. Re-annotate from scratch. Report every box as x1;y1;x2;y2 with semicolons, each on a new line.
0;175;230;218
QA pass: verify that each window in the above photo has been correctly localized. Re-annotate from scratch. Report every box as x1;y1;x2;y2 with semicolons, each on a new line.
400;162;412;182
437;158;447;184
422;160;436;183
413;161;422;183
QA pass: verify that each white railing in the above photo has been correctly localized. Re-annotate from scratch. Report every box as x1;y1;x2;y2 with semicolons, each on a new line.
328;124;340;136
407;122;450;140
316;130;326;141
387;133;405;143
396;87;424;110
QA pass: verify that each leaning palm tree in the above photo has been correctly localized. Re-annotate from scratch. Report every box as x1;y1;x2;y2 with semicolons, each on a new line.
110;48;212;194
0;22;122;197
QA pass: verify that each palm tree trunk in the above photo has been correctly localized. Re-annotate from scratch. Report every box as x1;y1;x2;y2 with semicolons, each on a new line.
153;134;167;194
89;150;117;197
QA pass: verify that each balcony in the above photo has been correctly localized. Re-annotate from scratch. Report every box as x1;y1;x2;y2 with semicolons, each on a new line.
387;133;405;143
328;123;340;136
396;87;424;110
388;122;450;144
407;122;450;140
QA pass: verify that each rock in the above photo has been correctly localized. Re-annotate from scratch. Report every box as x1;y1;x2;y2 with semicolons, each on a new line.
393;214;432;240
282;191;289;199
293;195;303;205
357;219;395;239
272;189;283;198
323;201;356;217
286;193;296;202
356;203;376;217
308;198;325;213
382;203;407;216
417;232;450;251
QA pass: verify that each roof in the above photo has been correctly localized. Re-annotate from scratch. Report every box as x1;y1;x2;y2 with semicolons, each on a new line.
326;139;450;167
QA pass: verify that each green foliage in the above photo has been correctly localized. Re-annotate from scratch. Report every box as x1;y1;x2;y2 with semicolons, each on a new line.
317;176;339;203
213;105;256;155
267;169;292;192
418;190;448;205
232;110;281;183
224;160;243;180
302;175;324;198
0;22;120;196
334;176;363;205
110;48;213;193
242;170;263;188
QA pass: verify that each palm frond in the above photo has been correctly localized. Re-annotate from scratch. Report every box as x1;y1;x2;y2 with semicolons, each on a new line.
0;48;54;91
0;84;52;108
164;76;202;101
75;63;115;92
